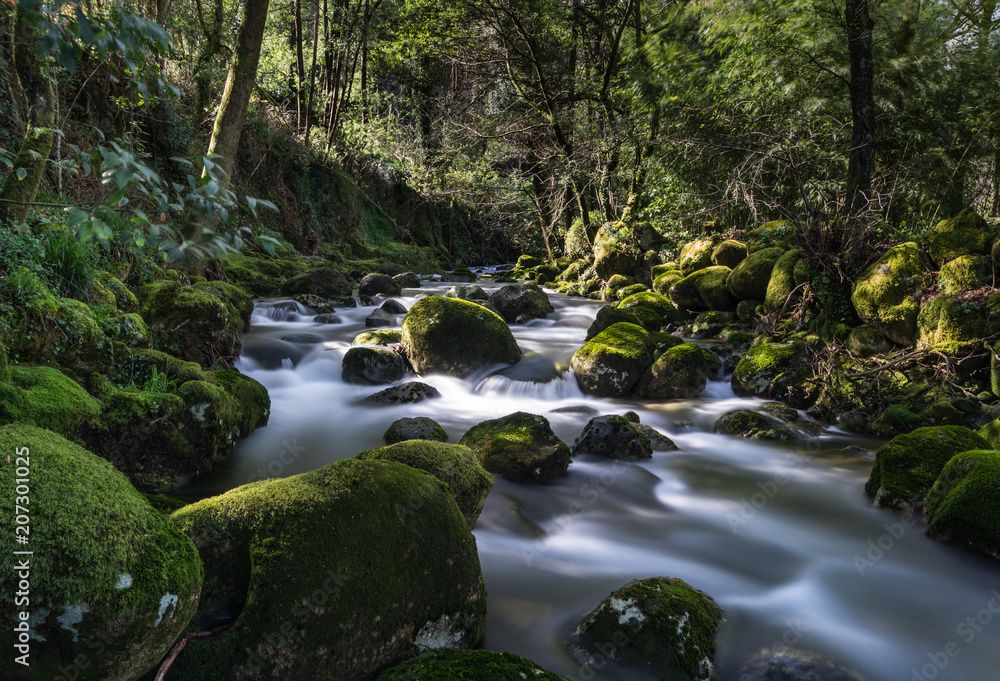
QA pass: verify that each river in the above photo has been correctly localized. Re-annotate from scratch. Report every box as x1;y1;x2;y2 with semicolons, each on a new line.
177;279;1000;681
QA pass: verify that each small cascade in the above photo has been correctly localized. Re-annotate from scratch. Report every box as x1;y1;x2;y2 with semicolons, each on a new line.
474;373;583;400
252;299;313;323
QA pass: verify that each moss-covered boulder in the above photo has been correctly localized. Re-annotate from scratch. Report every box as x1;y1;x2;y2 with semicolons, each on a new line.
926;209;993;266
356;440;493;527
572;414;653;461
594;223;640;280
618;291;684;324
401;297;520;378
747;220;797;251
384;417;448;444
575;577;724;681
938;255;994;295
731;341;811;405
669;266;736;311
445;284;490;301
765;248;804;310
916;295;990;354
739;648;867;681
169;458;486;681
691;310;733;337
360;272;404;296
846;325;893;357
459;412;571;483
342;346;405;385
711;240;748;268
281;266;353;298
637;342;709;399
714;409;794;440
490;284;554;323
376;649;564;681
653;269;685;295
139;279;252;368
727;247;783;301
571;323;656;397
354;329;403;346
0;425;202;681
679;239;715;276
362;381;442;405
851;242;930;345
864;425;989;510
0;365;101;432
586;305;650;339
394;272;421;289
924;450;1000;560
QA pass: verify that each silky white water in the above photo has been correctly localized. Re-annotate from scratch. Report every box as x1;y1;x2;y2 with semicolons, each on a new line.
178;280;1000;681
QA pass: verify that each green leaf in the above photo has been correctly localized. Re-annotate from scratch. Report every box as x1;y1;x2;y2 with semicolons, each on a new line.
107;186;126;206
75;7;95;43
92;219;113;241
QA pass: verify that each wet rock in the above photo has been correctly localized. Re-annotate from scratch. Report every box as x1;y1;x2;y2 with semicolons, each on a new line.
731;341;813;406
402;296;520;378
739;648;867;681
330;295;358;308
926;208;992;266
393;272;421;289
460;412;571;483
366;308;395;328
313;313;342;324
637;342;709;399
550;405;600;415
619;291;684;325
342;346;405;385
572;414;653;461
382;299;409;315
170;458;487;681
383;416;448;445
758;401;799;422
865;425;988;510
291;293;336;314
359;273;403;296
362;381;442;405
280;333;324;344
851;242;929;345
714;409;794;440
727;247;783;301
571;323;656;397
917;294;999;355
494;352;565;383
575;577;724;681
280;266;352;298
635;423;678;451
240;339;310;369
692;310;733;336
442;267;477;282
354;329;402;346
653;269;684;295
588;305;651;339
490;284;554;323
925;449;1000;560
0;425;202;681
445;284;490;301
376;649;564;680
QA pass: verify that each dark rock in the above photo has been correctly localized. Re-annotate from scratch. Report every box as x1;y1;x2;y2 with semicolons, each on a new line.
490;284;555;323
384;416;448;444
572;414;653;461
313;313;342;324
280;334;324;344
379;262;409;276
342;346;405;385
381;299;408;315
739;648;867;681
281;267;352;298
366;308;394;328
362;381;442;405
359;273;403;296
460;412;571;483
715;409;795;440
393;272;421;289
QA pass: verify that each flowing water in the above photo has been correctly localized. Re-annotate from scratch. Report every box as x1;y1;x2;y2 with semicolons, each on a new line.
177;280;1000;681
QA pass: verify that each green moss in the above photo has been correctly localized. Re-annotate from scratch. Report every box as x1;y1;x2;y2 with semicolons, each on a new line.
865;425;988;509
669;266;736;311
714;409;793;440
711;240;748;268
354;329;403;346
376;649;565;681
0;366;101;432
401;296;520;378
0;425;202;681
222;252;325;295
618;291;682;323
925;450;1000;560
0;341;8;382
847;325;893;357
169;458;486;681
926;209;993;266
764;248;804;310
0;291;108;374
851;242;929;346
637;342;709;399
616;283;648;300
356;440;494;527
571;322;656;397
576;577;723;681
593;223;640;280
731;341;811;405
459;411;571;483
691;310;733;336
916;296;988;355
938;255;994;295
653;270;684;295
678;239;715;276
726;247;783;301
747;219;798;251
382;417;448;444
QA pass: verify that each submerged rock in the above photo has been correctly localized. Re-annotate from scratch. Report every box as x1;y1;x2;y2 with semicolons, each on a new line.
401;296;520;378
865;425;988;510
571;322;656;397
490;284;554;323
382;299;409;315
384;416;448;444
362;381;442;405
0;425;202;681
925;449;1000;560
342;346;405;385
572;414;653;461
356;440;494;528
575;577;724;681
170;458;487;681
460;412;571;483
367;308;395;328
376;649;564;681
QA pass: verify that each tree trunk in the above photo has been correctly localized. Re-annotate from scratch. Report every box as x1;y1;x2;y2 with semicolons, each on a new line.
844;0;876;228
194;0;225;117
304;0;321;142
293;0;306;131
206;0;271;187
0;7;55;223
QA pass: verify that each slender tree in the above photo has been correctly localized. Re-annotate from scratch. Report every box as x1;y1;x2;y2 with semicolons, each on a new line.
844;0;876;229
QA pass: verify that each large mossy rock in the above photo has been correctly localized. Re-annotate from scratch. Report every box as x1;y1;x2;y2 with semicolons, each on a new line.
679;239;715;276
571;322;656;397
356;440;494;527
383;417;448;445
916;295;995;354
594;223;640;280
764;248;804;310
618;291;684;324
354;329;403;346
637;342;709;399
711;240;748;268
342;346;405;385
0;365;101;432
926;209;993;266
727;247;783;301
401;296;520;378
362;381;442;405
746;220;798;251
281;266;353;298
459;411;571;482
376;649;565;681
714;408;794;440
937;255;994;295
360;272;404;296
851;242;929;346
669;266;736;311
576;577;724;681
653;269;685;295
586;305;650;339
731;341;811;405
846;325;893;357
0;425;202;681
925;450;1000;560
572;414;653;461
490;284;554;323
139;278;253;368
864;425;988;510
169;458;487;681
